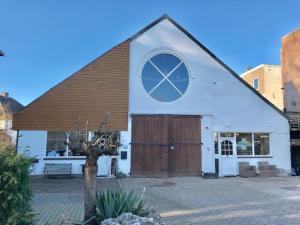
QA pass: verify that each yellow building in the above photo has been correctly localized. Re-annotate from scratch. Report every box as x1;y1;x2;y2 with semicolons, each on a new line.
241;64;284;110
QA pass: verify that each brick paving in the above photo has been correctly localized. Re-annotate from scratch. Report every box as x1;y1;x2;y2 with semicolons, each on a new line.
33;193;83;225
32;176;300;225
31;176;120;225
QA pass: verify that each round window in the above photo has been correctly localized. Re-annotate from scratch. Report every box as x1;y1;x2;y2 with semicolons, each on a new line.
141;53;189;102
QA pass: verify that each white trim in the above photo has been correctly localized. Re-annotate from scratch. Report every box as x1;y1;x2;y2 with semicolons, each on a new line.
281;28;300;39
240;64;280;77
214;131;271;157
237;155;272;158
44;156;86;159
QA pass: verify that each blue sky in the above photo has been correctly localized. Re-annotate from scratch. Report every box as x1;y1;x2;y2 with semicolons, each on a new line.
1;0;300;105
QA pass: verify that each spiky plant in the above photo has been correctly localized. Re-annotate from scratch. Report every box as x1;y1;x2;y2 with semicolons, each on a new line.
95;189;150;223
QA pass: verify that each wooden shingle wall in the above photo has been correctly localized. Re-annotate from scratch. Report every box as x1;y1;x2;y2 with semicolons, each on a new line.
13;40;130;131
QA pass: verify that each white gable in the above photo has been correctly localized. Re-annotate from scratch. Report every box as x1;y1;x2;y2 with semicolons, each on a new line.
129;19;288;133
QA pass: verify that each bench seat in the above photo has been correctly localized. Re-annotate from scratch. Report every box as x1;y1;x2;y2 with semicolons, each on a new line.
44;163;72;176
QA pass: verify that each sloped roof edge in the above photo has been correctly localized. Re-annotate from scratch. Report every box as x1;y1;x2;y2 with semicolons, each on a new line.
18;39;130;114
130;14;287;120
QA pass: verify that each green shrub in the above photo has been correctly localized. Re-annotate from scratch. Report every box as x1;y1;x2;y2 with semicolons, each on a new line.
0;145;34;225
95;189;150;223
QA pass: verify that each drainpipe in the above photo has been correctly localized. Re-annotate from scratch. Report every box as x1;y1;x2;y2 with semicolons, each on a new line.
15;130;19;153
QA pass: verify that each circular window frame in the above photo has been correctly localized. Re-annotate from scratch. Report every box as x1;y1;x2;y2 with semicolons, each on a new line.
139;50;191;103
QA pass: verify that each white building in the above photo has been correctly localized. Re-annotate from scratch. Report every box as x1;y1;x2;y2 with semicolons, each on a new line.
13;15;291;177
0;92;23;146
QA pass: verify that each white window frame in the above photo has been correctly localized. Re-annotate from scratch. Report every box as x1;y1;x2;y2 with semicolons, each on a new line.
140;51;191;103
215;131;271;158
45;132;85;158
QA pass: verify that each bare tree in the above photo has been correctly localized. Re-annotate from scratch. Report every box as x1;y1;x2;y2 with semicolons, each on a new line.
65;115;120;224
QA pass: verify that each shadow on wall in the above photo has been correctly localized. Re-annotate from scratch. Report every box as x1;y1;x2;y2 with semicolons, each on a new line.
283;81;300;112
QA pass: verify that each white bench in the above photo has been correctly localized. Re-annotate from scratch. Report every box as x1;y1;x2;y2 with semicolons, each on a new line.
44;163;72;176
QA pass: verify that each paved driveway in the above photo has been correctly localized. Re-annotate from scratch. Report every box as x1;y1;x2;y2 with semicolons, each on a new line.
32;176;300;225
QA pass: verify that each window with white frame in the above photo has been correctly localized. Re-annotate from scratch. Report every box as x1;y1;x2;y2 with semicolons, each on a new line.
141;53;189;102
236;133;253;155
46;131;85;157
221;140;233;156
236;133;270;156
253;78;259;90
46;132;68;157
254;133;270;155
220;132;234;138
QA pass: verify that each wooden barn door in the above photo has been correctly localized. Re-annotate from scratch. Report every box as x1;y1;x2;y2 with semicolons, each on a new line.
168;115;201;176
131;115;169;177
131;115;201;177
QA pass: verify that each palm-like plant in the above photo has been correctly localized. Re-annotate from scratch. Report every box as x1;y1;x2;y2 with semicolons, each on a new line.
95;189;151;223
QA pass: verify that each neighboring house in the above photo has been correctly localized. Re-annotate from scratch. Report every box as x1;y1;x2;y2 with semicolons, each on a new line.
241;28;300;174
0;92;23;146
12;15;290;177
281;28;300;173
241;64;284;110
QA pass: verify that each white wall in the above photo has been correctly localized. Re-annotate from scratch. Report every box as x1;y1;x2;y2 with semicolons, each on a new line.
237;132;291;172
129;19;290;173
18;130;47;175
117;116;132;174
201;115;215;173
1;120;18;144
17;130;113;176
16;19;291;176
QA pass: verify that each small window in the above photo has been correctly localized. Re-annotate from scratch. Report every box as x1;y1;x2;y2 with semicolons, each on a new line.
254;133;270;155
221;140;233;156
236;133;253;155
220;132;234;138
141;53;189;102
46;132;67;156
253;78;259;90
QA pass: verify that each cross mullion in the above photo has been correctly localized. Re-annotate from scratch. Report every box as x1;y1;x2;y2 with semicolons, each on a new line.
148;60;183;95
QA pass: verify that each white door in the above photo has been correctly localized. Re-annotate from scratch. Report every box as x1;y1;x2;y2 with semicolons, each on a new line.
219;135;237;176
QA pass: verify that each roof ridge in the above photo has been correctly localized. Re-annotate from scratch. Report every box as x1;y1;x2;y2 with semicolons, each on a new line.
130;14;287;119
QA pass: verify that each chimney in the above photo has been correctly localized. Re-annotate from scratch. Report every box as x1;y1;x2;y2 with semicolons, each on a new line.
0;92;9;97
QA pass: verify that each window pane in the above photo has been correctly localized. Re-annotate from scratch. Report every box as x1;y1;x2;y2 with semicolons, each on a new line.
141;61;163;92
46;132;67;157
254;133;270;155
151;53;180;75
168;63;189;93
220;132;234;137
253;78;259;90
236;133;252;155
150;80;181;102
221;140;233;155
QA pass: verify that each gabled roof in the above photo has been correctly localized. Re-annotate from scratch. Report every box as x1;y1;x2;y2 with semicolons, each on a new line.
13;14;287;131
130;14;287;119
